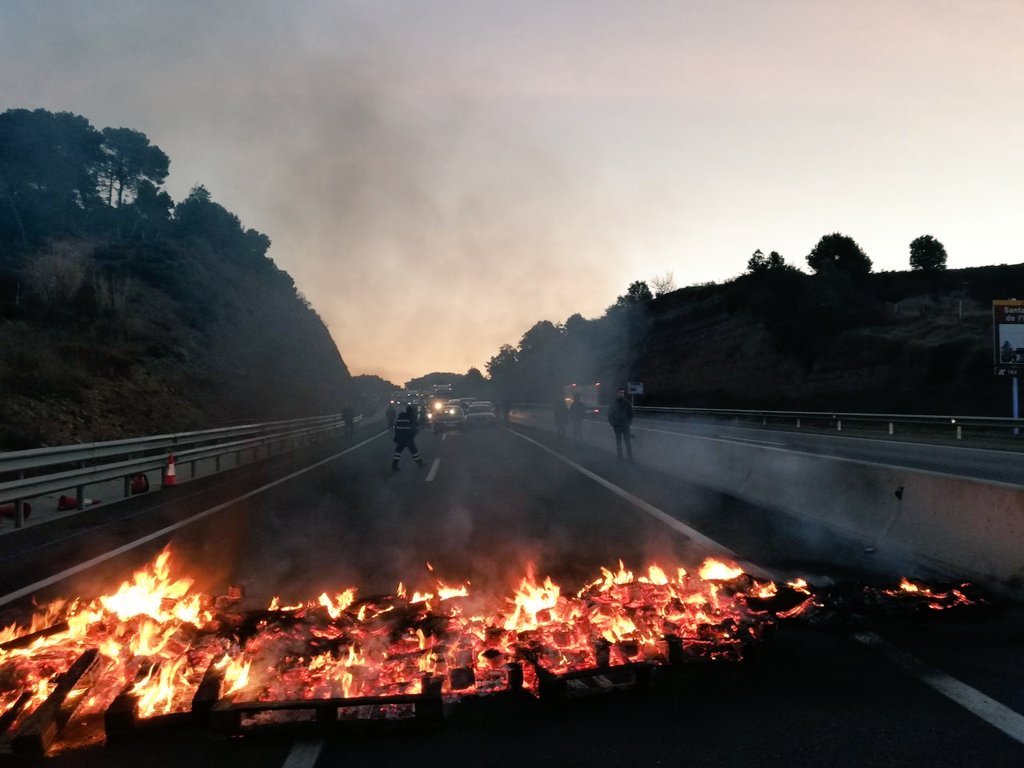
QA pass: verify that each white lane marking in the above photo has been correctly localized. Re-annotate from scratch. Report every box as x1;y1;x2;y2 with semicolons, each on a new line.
719;435;786;447
0;433;386;609
507;429;776;581
425;458;441;482
854;631;1024;745
282;738;324;768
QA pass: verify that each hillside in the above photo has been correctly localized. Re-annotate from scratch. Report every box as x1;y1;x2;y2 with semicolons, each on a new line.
0;108;353;449
482;262;1022;417
636;264;1016;414
0;235;354;449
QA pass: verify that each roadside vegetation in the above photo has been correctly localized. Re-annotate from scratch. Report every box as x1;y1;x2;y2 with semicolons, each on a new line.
0;108;353;449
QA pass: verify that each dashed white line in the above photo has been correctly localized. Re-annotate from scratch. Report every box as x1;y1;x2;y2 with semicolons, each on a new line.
719;435;786;447
281;737;324;768
425;458;441;482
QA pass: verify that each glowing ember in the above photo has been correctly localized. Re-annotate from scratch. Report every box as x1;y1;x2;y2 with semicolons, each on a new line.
697;558;745;582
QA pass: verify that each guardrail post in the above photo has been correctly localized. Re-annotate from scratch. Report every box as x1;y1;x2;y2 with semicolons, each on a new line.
76;485;85;511
190;459;196;480
14;470;25;528
888;422;894;436
123;475;131;498
956;425;962;440
837;419;842;432
215;455;222;472
796;418;801;428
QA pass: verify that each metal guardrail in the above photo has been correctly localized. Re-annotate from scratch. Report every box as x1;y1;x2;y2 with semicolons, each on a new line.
0;413;361;528
632;406;1024;439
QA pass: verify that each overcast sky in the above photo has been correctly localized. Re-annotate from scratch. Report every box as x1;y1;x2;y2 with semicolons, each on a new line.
3;1;1022;384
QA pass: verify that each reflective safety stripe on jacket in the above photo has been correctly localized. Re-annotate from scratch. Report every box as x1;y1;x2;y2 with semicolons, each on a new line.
394;414;415;440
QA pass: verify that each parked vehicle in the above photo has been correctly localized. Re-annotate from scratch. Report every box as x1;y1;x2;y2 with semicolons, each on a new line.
465;401;497;427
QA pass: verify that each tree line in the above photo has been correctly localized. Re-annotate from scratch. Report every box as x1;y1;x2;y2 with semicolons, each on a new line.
482;232;951;404
747;232;948;277
0;107;272;260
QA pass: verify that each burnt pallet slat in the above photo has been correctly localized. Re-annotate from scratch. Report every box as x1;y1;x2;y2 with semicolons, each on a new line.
210;676;445;738
447;663;524;696
0;692;32;739
533;661;654;701
8;648;100;757
103;658;226;742
0;623;70;653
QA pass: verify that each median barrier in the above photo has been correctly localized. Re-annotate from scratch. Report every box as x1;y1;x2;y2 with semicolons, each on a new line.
672;437;1024;591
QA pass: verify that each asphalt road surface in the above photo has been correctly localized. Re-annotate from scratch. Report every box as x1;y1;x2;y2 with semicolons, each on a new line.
1;418;1023;767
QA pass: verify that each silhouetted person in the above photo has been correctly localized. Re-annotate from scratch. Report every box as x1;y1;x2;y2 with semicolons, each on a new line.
385;403;397;430
502;399;512;423
607;387;634;461
568;393;585;444
392;404;423;471
553;399;569;441
342;404;355;440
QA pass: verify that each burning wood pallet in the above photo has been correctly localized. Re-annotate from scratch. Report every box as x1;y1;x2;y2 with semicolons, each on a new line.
0;548;987;758
209;675;445;738
1;649;100;758
528;658;654;701
102;658;225;742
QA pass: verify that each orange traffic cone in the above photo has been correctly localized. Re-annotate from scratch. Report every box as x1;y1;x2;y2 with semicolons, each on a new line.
164;453;178;487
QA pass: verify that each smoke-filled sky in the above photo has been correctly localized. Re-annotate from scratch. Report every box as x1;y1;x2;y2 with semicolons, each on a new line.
3;2;1022;384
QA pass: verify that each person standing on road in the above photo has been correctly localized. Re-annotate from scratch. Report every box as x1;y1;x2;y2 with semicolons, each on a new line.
553;398;569;441
568;393;585;444
392;404;424;471
607;387;634;461
385;402;397;431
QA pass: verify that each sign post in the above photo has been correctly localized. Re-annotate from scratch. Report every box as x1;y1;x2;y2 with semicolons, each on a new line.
993;300;1024;433
626;381;644;406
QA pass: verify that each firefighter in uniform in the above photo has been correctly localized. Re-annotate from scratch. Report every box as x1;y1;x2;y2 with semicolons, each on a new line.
392;404;424;471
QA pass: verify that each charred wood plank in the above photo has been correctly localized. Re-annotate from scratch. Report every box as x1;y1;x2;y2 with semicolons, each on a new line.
210;677;445;737
191;657;225;727
0;692;32;736
11;648;100;757
0;622;70;652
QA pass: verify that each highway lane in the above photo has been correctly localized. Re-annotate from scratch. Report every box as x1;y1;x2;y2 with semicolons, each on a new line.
632;414;1024;486
1;420;1023;767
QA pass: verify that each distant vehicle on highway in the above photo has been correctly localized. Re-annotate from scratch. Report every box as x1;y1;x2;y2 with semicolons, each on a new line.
432;403;466;433
465;401;497;427
564;383;603;416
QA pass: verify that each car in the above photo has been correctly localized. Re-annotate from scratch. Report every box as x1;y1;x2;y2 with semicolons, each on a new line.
433;403;466;433
465;401;497;427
